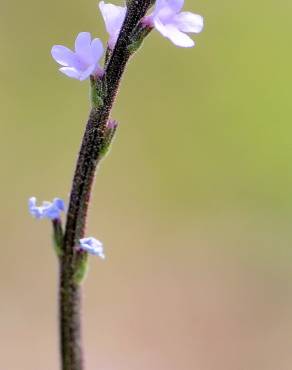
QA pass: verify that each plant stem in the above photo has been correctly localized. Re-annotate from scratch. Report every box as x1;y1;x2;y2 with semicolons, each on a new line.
59;1;154;370
59;262;83;370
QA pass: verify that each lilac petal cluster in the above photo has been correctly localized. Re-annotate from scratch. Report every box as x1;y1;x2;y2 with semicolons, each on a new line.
51;1;204;80
98;0;203;49
143;0;204;47
51;32;104;81
99;1;127;49
29;197;65;220
79;237;105;259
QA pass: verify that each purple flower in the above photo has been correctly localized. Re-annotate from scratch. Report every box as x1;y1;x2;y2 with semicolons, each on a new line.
29;197;65;220
99;1;127;49
79;237;105;259
51;32;104;81
143;0;204;47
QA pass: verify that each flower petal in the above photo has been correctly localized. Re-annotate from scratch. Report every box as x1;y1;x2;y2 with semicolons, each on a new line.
153;0;175;22
78;64;96;81
91;38;104;62
99;1;126;48
173;12;204;33
154;0;184;15
28;197;42;218
29;197;37;208
51;45;77;67
154;18;194;47
167;0;184;13
79;237;105;259
99;1;126;35
53;198;65;211
28;197;65;220
75;32;92;59
153;0;168;14
59;67;81;79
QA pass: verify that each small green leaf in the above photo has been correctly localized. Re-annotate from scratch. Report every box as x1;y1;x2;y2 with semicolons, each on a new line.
90;77;104;108
74;253;89;284
52;219;64;257
100;120;118;158
128;25;152;54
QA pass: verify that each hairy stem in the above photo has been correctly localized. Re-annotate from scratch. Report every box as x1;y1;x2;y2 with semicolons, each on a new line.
59;262;82;370
59;1;154;370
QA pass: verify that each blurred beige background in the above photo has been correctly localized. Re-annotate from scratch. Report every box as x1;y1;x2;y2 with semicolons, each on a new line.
1;0;292;369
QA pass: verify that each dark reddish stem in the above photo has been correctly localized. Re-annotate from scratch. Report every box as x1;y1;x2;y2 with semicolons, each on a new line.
58;2;154;370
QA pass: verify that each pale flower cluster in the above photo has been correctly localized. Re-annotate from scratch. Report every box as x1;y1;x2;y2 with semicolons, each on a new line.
51;0;204;81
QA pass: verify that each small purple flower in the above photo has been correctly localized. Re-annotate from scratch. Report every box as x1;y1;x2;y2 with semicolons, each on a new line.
143;0;204;47
29;197;65;220
51;32;104;81
99;1;127;49
79;237;105;259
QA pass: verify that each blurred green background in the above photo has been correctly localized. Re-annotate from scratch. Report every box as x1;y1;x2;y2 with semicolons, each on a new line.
2;0;292;369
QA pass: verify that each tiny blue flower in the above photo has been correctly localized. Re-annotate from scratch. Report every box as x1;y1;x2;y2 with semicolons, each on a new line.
29;197;65;220
79;237;105;259
143;0;204;48
51;32;104;81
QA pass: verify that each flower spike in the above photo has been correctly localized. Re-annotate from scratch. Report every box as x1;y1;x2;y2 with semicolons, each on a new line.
143;0;204;47
29;197;65;220
51;32;104;81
